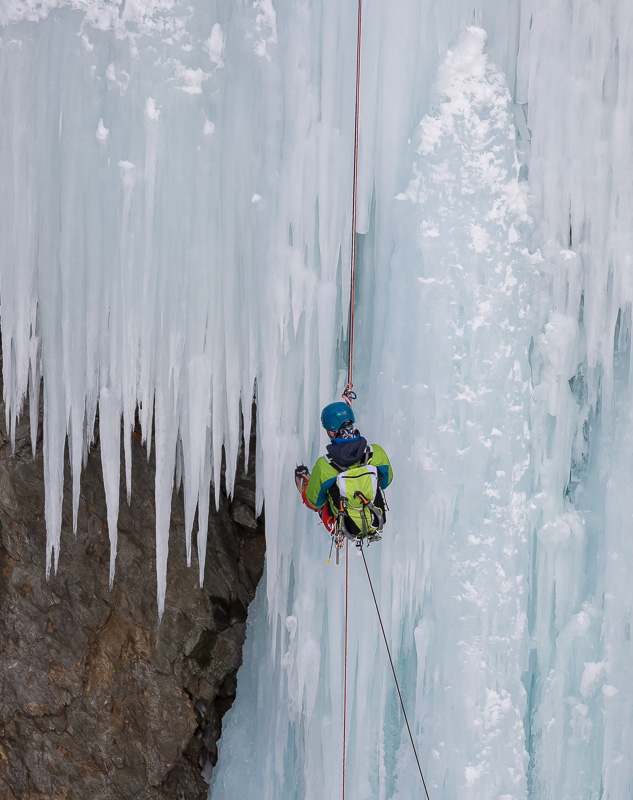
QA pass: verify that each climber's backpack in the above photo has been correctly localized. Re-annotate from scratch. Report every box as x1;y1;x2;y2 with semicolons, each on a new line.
327;446;385;540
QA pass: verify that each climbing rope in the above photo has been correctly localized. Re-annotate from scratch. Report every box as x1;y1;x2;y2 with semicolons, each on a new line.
338;5;431;792
342;539;349;800
342;0;363;794
360;547;432;800
342;0;363;405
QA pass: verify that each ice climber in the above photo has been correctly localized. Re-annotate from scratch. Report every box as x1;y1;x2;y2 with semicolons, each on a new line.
295;402;393;542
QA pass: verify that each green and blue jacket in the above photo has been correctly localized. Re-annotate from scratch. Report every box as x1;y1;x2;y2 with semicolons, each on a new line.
305;434;393;514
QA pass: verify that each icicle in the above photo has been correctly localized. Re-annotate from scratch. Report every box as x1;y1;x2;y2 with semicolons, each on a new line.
99;387;121;586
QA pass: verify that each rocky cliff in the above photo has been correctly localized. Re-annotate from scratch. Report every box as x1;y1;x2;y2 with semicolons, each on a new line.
0;400;265;799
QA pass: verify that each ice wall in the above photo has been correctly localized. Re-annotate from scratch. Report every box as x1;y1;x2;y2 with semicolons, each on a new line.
2;0;633;798
517;2;633;797
211;22;535;800
0;0;359;619
213;1;633;798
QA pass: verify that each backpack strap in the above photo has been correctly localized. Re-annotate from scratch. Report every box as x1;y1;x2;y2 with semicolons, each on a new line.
325;455;346;473
336;491;384;539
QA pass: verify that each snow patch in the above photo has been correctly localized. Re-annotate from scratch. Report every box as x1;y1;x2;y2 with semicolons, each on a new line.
204;23;225;67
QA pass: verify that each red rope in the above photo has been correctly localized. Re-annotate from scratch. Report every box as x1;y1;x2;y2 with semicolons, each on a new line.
342;538;349;799
340;10;431;797
343;2;362;795
347;0;363;391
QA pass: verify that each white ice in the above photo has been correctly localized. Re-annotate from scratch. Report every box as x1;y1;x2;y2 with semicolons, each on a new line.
1;1;633;798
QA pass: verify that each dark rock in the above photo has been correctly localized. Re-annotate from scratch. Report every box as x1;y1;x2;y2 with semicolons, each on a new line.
0;397;265;799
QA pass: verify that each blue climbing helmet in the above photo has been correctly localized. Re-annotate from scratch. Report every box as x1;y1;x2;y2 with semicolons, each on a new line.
321;402;355;433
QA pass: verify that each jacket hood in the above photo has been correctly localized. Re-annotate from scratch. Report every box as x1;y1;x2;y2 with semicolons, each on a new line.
326;435;368;468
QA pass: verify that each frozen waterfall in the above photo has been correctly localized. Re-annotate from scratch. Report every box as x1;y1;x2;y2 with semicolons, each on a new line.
1;0;633;798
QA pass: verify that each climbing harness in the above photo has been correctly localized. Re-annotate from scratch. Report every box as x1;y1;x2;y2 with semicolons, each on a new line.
327;446;385;542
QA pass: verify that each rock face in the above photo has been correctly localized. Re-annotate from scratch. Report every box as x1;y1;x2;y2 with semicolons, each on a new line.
0;402;265;799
